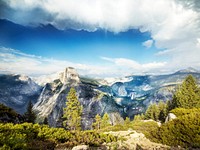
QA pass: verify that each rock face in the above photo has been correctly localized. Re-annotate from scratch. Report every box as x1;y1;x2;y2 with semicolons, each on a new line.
59;67;80;85
33;67;124;129
0;74;41;114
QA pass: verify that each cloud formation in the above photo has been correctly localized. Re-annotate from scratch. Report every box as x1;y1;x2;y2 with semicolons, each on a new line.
101;57;167;74
0;47;169;77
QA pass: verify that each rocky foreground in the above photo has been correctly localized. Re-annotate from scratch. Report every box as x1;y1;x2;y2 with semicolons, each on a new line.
105;130;169;150
56;130;170;150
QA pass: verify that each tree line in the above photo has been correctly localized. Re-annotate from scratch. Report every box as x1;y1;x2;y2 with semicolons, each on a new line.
144;75;200;122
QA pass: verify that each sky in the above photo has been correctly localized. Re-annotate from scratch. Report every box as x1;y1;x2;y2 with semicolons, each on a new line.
0;0;200;77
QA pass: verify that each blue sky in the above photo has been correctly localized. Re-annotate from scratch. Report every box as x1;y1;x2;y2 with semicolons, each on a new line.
0;0;200;77
0;21;158;64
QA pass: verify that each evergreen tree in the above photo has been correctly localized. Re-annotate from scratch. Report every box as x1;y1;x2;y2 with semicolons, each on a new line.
124;117;131;126
171;75;200;109
152;104;159;121
92;114;101;130
166;100;173;113
101;113;110;128
24;100;36;123
158;101;167;122
145;103;159;121
134;114;144;121
63;88;82;130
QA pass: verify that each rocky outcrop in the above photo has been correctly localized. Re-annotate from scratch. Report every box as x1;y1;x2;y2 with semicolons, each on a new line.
72;145;89;150
105;130;169;149
59;67;80;85
0;74;41;114
109;112;124;125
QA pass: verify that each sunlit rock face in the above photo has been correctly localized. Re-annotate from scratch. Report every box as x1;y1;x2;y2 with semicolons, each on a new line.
59;67;80;85
165;113;177;123
0;74;41;114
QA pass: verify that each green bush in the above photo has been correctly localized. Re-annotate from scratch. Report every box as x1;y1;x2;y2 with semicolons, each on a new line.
152;111;200;148
0;123;118;149
131;121;159;139
170;107;200;117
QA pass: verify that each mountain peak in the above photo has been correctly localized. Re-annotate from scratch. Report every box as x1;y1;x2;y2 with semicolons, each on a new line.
59;67;80;85
176;67;199;74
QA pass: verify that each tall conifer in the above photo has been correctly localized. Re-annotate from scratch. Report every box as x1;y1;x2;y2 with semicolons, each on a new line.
63;88;82;130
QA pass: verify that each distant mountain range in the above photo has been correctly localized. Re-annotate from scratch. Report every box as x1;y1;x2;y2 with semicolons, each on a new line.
0;67;199;129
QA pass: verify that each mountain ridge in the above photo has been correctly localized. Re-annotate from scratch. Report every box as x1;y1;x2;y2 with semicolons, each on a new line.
0;67;200;129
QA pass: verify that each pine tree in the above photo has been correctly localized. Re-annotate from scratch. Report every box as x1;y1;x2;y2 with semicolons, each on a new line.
92;114;101;130
134;113;145;121
171;75;200;109
24;100;36;123
145;103;159;121
101;113;110;129
124;117;131;126
158;101;167;122
63;88;82;130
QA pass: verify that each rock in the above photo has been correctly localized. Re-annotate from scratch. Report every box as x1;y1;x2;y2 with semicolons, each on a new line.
106;130;169;149
165;113;177;123
59;67;80;85
109;112;124;125
72;145;89;150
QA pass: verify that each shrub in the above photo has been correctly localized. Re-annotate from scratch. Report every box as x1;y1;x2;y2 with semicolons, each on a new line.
154;111;200;148
170;107;200;117
0;123;118;149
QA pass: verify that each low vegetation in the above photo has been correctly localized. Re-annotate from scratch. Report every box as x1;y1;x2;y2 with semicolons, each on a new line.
150;108;200;148
0;123;118;149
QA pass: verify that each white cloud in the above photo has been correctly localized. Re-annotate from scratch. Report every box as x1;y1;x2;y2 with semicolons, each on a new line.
0;47;169;77
142;40;154;48
101;57;167;74
0;47;133;77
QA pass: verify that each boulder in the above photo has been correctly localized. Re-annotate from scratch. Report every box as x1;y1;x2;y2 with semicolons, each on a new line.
165;113;177;123
72;145;89;150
